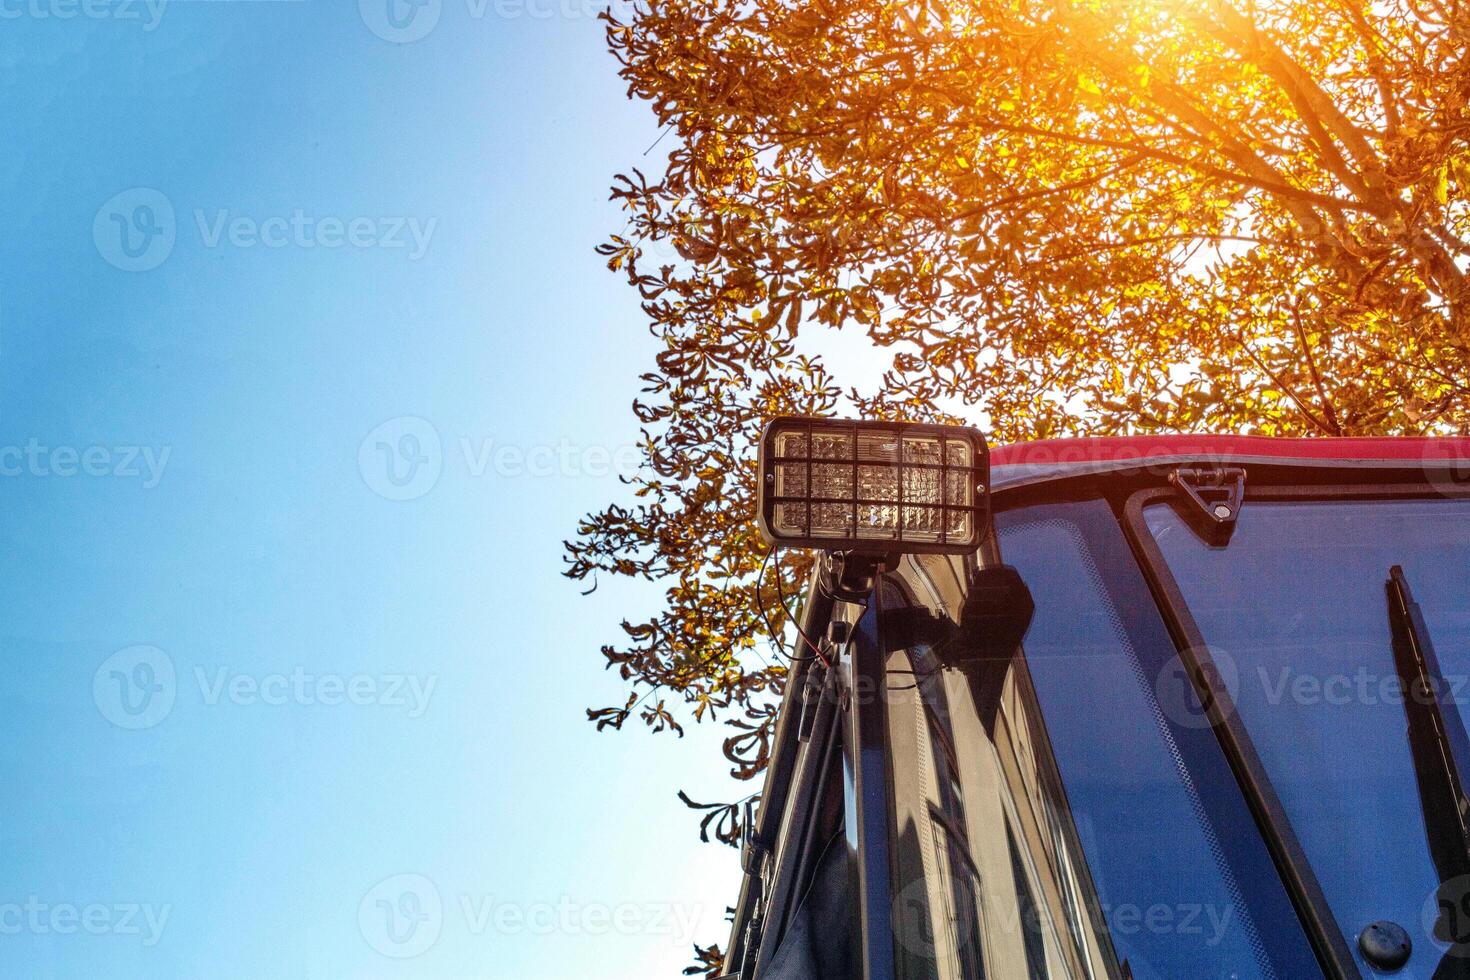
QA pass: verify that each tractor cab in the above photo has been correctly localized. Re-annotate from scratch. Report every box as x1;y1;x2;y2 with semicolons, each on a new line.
723;421;1470;980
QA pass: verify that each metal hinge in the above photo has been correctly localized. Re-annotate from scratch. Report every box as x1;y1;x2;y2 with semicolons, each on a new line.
740;797;769;877
733;803;769;980
1169;465;1246;545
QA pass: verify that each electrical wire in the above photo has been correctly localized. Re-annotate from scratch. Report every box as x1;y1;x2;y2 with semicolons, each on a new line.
885;664;944;692
773;548;828;666
754;545;814;664
755;546;829;667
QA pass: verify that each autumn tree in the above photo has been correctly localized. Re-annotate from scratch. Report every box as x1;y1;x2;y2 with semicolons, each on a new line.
566;0;1470;933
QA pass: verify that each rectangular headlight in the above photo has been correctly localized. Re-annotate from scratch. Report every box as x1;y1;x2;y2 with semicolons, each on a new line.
756;416;990;554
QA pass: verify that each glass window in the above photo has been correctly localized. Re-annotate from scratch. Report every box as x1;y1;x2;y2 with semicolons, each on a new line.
1142;496;1470;977
888;499;1323;979
994;500;1324;979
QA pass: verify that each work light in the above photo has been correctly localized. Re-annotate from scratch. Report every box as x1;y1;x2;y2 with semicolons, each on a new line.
756;416;990;554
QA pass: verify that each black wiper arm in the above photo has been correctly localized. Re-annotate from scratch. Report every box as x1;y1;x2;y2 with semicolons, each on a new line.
1387;566;1470;973
1388;566;1470;859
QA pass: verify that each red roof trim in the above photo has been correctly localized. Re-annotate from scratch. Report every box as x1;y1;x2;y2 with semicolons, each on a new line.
990;435;1470;467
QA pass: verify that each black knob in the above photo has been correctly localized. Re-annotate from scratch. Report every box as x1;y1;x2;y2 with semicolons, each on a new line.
1358;920;1412;971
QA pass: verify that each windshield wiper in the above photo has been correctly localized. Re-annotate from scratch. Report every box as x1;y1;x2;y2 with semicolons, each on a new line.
1387;566;1470;974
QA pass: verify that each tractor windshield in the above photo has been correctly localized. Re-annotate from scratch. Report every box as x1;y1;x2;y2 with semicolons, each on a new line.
881;484;1470;980
1139;494;1470;978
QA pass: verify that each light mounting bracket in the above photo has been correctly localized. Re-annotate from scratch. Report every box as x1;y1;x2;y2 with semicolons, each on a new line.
1169;464;1246;545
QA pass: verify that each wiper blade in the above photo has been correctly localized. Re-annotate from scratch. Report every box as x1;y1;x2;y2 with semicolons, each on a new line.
1387;566;1470;973
1388;565;1470;858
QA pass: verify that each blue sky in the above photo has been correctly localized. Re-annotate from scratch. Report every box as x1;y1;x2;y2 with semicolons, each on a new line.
0;4;744;977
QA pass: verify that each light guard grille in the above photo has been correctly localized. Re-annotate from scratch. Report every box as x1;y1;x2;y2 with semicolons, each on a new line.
757;417;990;554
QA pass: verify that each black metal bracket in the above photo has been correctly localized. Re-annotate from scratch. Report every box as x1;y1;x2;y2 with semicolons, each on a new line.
739;913;763;980
1169;465;1246;545
848;573;898;980
818;550;890;602
740;797;770;877
736;801;771;976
